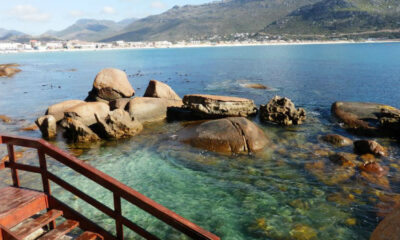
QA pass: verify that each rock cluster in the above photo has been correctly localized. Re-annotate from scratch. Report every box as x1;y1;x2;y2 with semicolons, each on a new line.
259;96;306;126
0;64;21;78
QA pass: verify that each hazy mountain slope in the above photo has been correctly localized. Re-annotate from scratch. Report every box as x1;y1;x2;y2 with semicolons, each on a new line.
0;28;26;41
263;0;400;35
102;0;320;42
50;18;137;41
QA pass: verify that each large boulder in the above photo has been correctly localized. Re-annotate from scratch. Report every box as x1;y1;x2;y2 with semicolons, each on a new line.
0;64;21;77
63;118;100;142
260;96;306;126
331;102;400;136
35;115;57;139
64;102;110;126
94;109;143;139
46;100;85;121
127;97;183;123
182;94;257;119
143;80;181;100
86;68;135;102
370;206;400;240
177;117;269;154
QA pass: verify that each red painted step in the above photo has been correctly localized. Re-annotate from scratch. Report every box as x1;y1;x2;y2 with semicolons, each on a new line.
76;231;101;240
38;219;79;240
12;209;63;239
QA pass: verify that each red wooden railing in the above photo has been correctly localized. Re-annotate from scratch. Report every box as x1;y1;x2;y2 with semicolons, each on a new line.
0;135;220;240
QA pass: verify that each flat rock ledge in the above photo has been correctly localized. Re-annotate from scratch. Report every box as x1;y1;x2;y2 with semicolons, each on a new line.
331;101;400;136
182;94;257;119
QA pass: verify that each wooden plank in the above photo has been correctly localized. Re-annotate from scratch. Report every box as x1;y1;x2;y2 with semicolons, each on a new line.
11;209;62;239
37;219;78;240
4;162;41;174
0;187;48;229
47;196;116;240
76;231;100;240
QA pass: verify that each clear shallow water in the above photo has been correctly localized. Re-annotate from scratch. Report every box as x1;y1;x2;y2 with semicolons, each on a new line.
1;43;400;239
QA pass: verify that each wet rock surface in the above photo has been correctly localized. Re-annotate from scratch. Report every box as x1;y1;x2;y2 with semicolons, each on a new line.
371;206;400;240
331;101;400;136
35;115;57;139
177;117;269;154
182;94;257;119
260;96;306;126
354;140;387;157
63;118;100;143
321;134;353;147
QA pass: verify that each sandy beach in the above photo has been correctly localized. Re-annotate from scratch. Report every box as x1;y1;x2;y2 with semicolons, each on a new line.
1;39;399;54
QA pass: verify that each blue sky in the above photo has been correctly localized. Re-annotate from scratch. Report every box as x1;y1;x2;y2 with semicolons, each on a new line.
0;0;211;35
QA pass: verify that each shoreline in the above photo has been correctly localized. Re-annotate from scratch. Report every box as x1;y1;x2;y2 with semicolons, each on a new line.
1;39;399;54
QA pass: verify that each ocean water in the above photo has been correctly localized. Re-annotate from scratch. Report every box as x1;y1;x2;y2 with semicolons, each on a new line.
1;43;400;239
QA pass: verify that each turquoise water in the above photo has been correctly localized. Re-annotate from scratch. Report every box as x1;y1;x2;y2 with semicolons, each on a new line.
1;43;400;239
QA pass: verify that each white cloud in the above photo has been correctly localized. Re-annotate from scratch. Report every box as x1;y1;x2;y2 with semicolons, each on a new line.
150;1;166;9
10;4;51;22
69;10;84;18
102;6;116;14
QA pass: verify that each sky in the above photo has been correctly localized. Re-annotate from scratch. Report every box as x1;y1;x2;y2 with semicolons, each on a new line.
0;0;212;35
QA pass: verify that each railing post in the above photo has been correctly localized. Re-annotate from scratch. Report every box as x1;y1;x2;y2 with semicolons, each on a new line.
6;144;19;187
38;149;55;230
113;193;123;240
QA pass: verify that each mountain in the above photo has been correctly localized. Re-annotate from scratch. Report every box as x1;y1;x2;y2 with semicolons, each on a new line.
49;18;138;42
263;0;400;38
102;0;320;42
0;28;26;41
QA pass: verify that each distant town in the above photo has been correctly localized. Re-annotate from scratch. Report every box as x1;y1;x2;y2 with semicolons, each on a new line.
0;33;398;53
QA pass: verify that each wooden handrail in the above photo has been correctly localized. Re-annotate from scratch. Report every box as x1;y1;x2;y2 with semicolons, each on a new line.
0;135;219;240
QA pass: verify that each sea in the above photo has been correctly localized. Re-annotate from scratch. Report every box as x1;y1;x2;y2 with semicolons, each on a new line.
1;43;400;239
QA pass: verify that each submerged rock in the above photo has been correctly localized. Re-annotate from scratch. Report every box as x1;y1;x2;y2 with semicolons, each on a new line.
0;64;21;77
20;124;39;131
35;115;57;139
331;101;400;136
46;100;85;121
371;206;400;240
359;162;387;177
64;102;110;126
259;96;306;126
0;115;12;123
95;109;143;139
182;94;257;119
242;83;269;90
63;118;100;143
143;80;181;100
127;97;183;123
329;153;356;167
321;134;353;147
86;68;135;102
354;140;387;157
177;117;268;154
